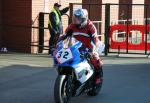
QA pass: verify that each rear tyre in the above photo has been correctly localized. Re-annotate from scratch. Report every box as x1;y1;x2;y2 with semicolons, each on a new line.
87;67;103;96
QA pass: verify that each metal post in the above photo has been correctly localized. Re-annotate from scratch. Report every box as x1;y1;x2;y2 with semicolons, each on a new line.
104;4;110;56
69;3;73;24
126;4;130;54
145;5;148;54
89;4;91;19
118;45;120;56
98;22;100;36
38;12;44;53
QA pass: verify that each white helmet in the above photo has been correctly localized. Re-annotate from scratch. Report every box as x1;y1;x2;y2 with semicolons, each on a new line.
73;8;88;28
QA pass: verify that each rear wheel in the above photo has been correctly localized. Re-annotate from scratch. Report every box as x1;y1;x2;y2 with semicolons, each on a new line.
54;75;72;103
87;67;103;96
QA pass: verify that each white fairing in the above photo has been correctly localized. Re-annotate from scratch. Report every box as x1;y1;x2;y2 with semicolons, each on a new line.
96;41;105;55
74;60;94;83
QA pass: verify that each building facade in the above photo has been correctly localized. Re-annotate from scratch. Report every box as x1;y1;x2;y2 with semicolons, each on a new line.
0;0;150;53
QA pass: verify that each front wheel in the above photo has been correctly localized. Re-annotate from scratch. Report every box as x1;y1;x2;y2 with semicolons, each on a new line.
87;67;103;96
54;75;72;103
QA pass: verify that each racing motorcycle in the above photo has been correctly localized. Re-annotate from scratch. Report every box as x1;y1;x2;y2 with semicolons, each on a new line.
53;37;103;103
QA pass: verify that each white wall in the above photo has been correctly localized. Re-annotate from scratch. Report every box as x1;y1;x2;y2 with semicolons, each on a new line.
132;0;145;25
101;0;119;35
31;0;82;53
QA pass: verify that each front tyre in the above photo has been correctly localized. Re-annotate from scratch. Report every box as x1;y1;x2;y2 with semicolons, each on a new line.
54;75;72;103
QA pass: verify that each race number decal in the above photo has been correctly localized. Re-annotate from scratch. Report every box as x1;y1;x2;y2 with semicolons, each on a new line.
55;48;73;64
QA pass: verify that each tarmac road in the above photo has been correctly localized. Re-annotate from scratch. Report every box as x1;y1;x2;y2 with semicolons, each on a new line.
0;54;150;103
